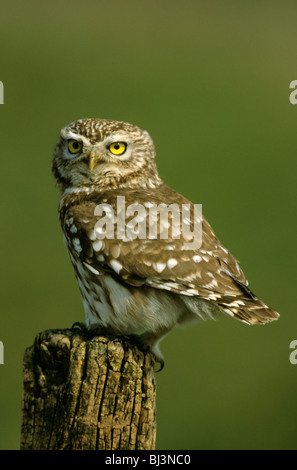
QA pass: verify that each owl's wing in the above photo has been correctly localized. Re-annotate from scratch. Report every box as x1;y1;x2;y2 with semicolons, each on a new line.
63;189;279;325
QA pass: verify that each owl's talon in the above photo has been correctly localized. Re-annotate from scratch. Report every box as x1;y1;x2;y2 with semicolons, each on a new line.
155;360;165;373
72;321;88;331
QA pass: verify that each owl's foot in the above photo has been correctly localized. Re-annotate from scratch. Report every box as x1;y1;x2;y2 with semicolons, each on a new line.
72;321;113;338
127;333;165;372
72;321;88;332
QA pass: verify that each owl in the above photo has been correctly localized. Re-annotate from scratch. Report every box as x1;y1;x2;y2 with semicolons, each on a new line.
52;118;279;369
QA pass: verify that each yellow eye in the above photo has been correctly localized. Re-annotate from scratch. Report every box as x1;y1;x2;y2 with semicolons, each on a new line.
108;142;127;156
68;139;83;154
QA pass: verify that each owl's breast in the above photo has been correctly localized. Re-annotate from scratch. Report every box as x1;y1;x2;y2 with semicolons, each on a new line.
68;252;183;336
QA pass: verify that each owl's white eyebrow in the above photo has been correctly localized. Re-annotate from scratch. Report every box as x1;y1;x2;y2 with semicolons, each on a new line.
61;130;91;147
103;134;130;146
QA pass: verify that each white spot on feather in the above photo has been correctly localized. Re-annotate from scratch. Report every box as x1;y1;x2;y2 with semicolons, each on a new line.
110;259;123;274
153;262;166;273
89;231;96;241
167;258;178;269
144;202;154;209
229;300;245;307
72;238;82;253
208;294;219;301
83;262;100;275
224;308;234;317
93;240;103;252
186;288;199;295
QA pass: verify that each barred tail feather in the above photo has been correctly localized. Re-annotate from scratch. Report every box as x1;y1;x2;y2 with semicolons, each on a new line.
220;297;279;325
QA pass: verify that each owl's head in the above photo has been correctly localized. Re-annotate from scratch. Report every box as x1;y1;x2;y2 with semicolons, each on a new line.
52;118;161;192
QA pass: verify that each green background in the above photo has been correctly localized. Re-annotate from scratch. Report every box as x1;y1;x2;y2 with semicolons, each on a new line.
1;0;296;450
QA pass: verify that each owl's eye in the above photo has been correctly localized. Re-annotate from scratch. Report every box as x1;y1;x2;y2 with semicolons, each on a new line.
108;142;127;156
68;139;83;154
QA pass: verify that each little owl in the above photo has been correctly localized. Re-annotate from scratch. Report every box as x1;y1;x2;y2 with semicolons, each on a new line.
52;118;279;369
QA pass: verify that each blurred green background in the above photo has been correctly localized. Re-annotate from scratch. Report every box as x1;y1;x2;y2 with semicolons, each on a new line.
1;0;296;450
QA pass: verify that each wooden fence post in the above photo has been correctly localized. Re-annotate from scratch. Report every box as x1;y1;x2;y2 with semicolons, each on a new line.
20;328;156;450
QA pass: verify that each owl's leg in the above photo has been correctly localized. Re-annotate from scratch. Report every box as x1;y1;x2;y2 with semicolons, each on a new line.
128;326;171;372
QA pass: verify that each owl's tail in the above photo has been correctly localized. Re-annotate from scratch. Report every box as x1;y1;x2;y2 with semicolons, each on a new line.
220;296;280;325
217;275;279;325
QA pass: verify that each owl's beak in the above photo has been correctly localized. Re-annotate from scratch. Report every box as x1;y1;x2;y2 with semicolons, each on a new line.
88;151;99;171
